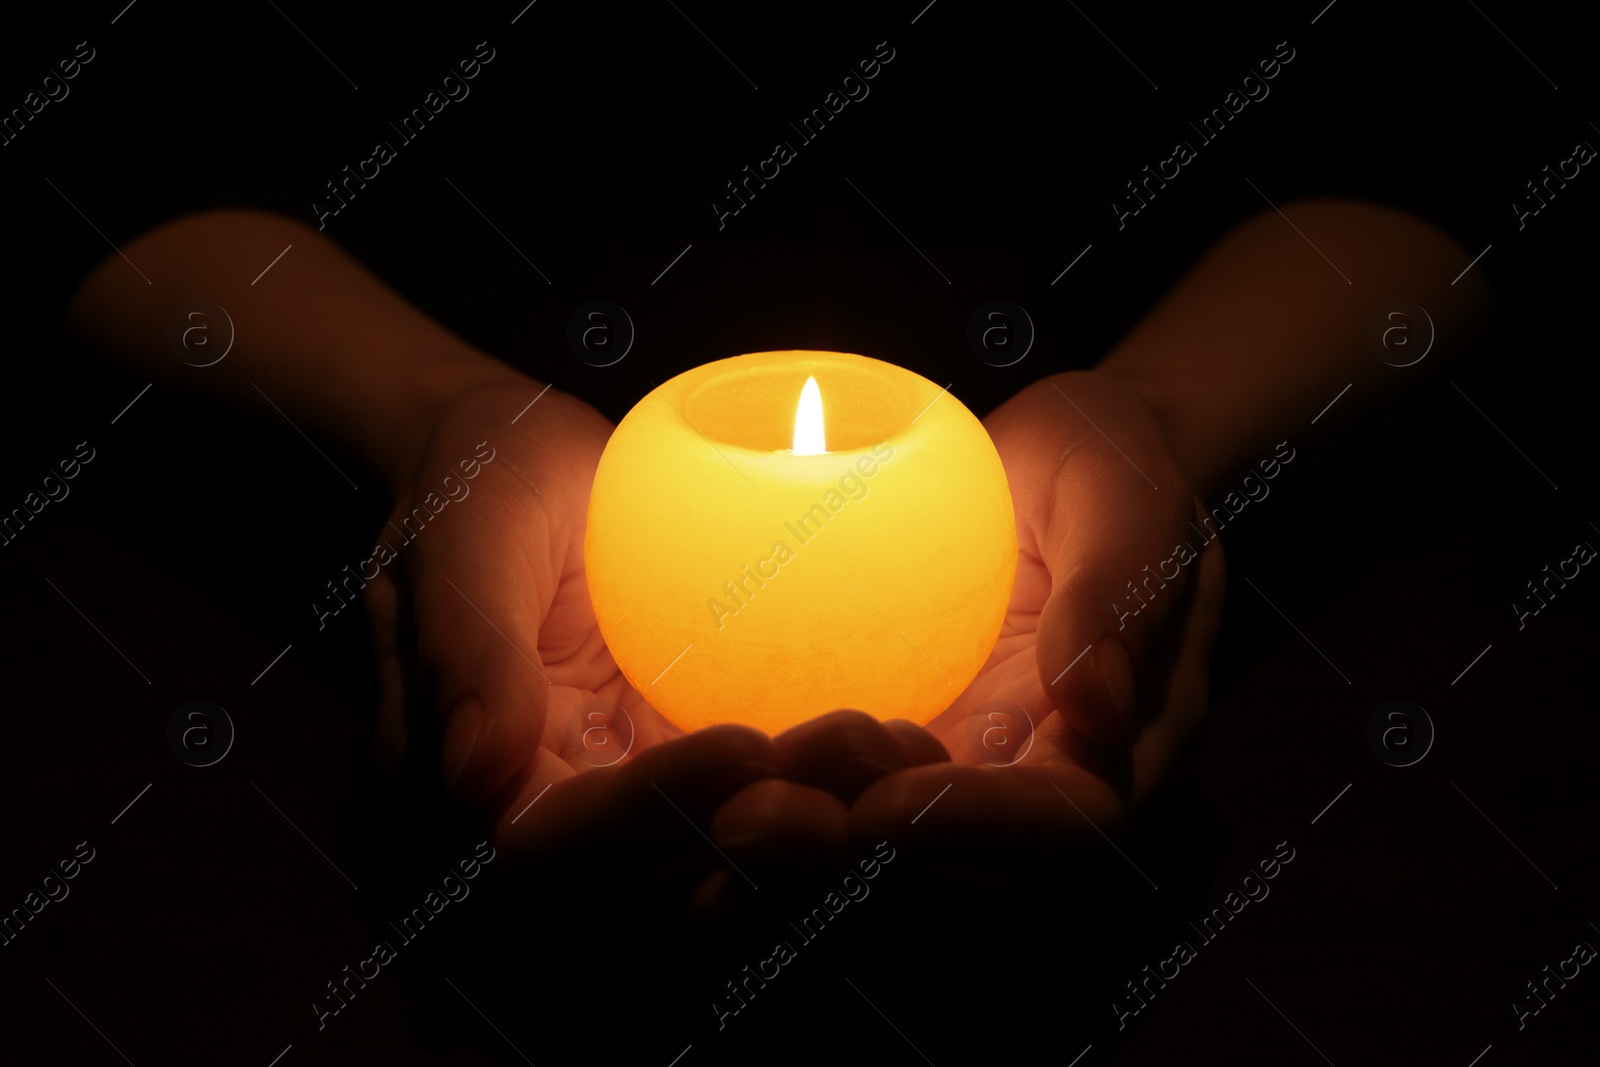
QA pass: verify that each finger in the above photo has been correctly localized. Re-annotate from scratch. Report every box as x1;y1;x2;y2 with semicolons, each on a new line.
562;728;778;905
497;723;780;859
711;779;852;863
1129;526;1226;805
850;762;1124;862
410;466;557;805
495;725;781;908
773;710;944;804
1030;380;1197;746
881;718;951;767
609;722;782;825
694;780;852;923
364;560;407;775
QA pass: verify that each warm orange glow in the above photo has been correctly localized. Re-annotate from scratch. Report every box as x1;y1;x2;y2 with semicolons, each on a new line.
585;351;1016;735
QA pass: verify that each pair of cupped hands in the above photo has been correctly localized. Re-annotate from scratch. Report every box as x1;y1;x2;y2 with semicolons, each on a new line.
365;367;1224;914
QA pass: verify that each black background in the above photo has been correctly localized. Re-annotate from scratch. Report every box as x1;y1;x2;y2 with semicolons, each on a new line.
1;1;1596;1064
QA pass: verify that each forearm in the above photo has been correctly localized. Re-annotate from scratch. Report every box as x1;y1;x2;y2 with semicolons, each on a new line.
1097;199;1492;499
66;208;528;492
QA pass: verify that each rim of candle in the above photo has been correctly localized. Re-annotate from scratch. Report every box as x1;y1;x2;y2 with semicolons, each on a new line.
677;351;921;454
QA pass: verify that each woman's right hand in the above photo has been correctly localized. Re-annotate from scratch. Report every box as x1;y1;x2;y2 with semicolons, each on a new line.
365;375;850;903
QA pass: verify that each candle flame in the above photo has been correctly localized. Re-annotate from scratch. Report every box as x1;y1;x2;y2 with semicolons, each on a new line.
793;376;826;455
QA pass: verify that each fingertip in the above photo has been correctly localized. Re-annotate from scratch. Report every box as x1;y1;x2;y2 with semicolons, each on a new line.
444;692;544;804
441;696;485;794
684;721;783;772
704;781;852;926
611;723;782;820
1041;631;1133;748
710;779;851;859
881;718;950;767
1093;637;1137;737
773;710;910;803
365;567;409;777
850;765;960;845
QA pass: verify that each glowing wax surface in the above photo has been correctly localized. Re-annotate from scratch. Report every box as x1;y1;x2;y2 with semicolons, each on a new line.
585;351;1016;734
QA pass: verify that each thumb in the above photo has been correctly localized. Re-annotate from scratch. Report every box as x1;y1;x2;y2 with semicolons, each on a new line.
1031;383;1199;747
410;480;554;805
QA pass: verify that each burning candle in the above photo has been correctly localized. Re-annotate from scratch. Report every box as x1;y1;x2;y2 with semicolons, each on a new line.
585;351;1016;735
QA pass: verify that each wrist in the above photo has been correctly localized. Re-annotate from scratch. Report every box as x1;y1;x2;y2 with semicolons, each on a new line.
370;343;531;497
1093;359;1230;501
